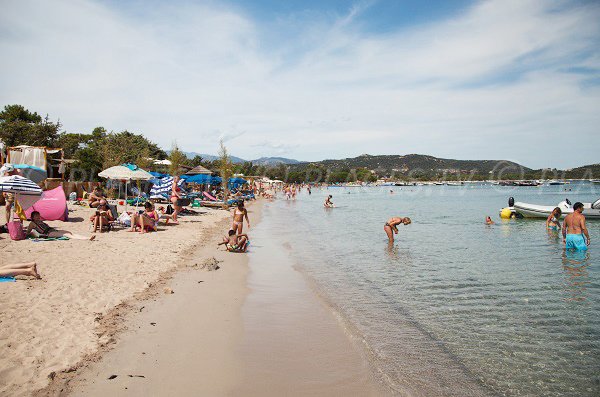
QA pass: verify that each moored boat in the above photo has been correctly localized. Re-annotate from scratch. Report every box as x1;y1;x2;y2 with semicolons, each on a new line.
513;198;600;219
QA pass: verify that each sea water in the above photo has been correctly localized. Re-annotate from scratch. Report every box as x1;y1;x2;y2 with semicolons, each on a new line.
253;183;599;396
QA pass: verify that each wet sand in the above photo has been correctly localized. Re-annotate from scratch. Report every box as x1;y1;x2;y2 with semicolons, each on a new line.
67;200;384;396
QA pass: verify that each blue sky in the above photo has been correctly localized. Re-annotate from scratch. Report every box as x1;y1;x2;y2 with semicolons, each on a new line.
1;0;599;169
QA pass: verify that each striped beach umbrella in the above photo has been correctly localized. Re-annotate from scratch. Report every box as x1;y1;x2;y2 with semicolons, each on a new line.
0;175;43;196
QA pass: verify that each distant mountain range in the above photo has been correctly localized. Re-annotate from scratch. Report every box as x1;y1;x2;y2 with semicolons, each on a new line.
290;154;530;176
180;151;302;165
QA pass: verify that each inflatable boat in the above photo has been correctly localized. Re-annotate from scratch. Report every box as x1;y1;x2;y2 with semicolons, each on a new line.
513;198;600;219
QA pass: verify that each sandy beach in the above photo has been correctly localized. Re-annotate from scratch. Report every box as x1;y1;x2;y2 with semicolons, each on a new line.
0;203;232;396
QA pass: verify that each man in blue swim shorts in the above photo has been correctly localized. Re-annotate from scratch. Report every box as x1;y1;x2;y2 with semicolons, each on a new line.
562;202;590;250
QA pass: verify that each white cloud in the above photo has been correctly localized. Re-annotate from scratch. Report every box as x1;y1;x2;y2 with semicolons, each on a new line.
0;0;598;168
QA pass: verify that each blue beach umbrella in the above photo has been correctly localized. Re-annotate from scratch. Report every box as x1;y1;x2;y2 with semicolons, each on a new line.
12;164;47;183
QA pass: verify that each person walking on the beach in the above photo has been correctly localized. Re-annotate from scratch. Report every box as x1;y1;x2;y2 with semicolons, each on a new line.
232;200;250;234
562;202;590;250
324;195;333;208
170;176;183;224
384;216;411;243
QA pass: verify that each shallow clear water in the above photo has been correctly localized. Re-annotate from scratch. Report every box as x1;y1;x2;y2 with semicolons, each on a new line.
258;183;600;396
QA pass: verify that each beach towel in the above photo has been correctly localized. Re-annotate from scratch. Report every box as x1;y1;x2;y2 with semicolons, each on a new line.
30;236;70;242
0;277;16;282
202;191;218;201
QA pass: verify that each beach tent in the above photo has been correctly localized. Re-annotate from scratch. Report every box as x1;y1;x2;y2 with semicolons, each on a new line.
185;165;212;175
25;185;68;221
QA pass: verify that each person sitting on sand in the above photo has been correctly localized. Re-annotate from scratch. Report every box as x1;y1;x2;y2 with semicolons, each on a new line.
324;195;334;208
129;202;159;234
88;187;106;208
0;262;41;279
27;211;95;240
90;200;114;233
485;216;495;225
384;216;411;243
546;207;562;231
232;201;250;234
219;229;250;252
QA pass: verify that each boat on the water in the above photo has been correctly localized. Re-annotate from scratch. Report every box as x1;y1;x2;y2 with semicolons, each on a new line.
547;180;567;186
513;198;600;219
591;179;600;184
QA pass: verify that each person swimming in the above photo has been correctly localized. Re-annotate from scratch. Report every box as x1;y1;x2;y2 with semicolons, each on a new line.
546;207;562;231
485;216;495;225
384;217;411;243
562;202;590;250
324;195;334;208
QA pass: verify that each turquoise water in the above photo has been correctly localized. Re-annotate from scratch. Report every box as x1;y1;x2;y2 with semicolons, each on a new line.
257;183;600;396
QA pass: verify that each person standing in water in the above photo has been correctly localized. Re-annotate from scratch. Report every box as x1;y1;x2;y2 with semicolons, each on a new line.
232;201;250;234
324;195;334;208
384;217;411;243
546;207;562;231
562;202;590;250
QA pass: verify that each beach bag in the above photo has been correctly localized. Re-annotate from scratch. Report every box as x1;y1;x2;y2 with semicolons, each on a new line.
8;221;26;241
117;212;132;227
166;204;174;215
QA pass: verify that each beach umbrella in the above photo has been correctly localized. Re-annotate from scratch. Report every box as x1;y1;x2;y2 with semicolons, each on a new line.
185;165;212;175
12;164;48;183
0;175;43;211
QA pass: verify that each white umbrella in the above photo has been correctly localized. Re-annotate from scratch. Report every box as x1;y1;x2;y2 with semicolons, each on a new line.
98;166;153;210
0;175;43;211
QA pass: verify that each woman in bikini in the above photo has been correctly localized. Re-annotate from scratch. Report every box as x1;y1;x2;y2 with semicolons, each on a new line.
89;201;114;233
28;211;95;240
170;176;183;224
384;216;411;243
129;202;159;234
546;207;562;231
232;201;250;234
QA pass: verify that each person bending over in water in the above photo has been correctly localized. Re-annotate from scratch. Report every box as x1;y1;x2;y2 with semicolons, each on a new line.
384;217;411;243
485;216;495;225
232;201;250;234
324;195;334;208
546;207;562;231
562;202;590;250
219;229;249;252
0;262;41;279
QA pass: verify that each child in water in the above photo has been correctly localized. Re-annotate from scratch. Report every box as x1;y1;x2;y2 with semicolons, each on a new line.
485;216;495;225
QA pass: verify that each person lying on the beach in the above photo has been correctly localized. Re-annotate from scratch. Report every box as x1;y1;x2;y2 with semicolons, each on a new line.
485;216;495;225
129;202;159;233
546;207;562;231
384;217;411;243
28;211;95;240
218;229;249;252
0;262;41;279
324;195;334;208
90;201;114;233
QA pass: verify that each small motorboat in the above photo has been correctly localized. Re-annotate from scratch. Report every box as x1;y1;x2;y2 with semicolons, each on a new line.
591;180;600;184
547;180;566;185
513;197;600;219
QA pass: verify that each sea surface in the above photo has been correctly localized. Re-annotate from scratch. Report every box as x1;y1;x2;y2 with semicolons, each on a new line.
254;182;599;396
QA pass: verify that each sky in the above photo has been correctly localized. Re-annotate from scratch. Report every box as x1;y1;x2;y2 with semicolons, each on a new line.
1;0;599;169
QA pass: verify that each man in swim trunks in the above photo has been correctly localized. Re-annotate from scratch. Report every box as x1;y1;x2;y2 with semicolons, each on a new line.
324;195;334;208
384;216;411;243
562;202;590;250
546;207;562;231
